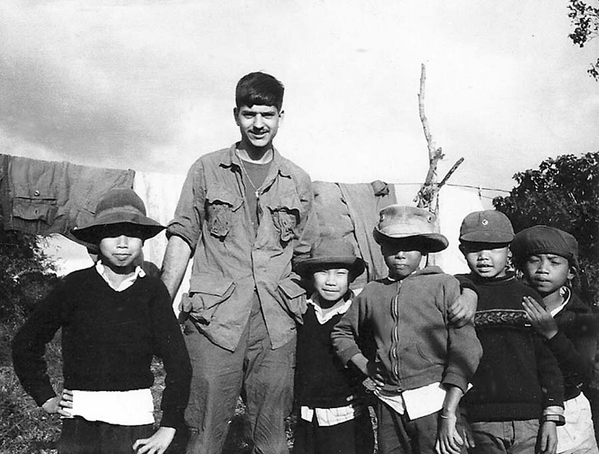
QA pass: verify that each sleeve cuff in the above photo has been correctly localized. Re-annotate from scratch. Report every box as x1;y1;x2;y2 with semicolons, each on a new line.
337;345;362;367
543;405;566;426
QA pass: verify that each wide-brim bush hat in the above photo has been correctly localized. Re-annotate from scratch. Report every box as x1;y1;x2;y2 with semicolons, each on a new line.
459;210;515;244
295;238;366;279
71;188;164;244
373;205;448;253
511;225;579;268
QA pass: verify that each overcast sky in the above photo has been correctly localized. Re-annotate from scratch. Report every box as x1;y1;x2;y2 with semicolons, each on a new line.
1;0;598;195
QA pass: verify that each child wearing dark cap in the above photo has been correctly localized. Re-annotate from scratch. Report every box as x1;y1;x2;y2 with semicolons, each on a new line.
331;205;482;454
293;239;374;454
513;225;599;454
12;188;192;454
456;210;565;454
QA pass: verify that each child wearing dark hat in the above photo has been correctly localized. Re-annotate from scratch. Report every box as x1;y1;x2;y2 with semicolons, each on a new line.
293;239;374;454
456;211;565;454
331;205;482;454
12;188;192;454
513;225;599;454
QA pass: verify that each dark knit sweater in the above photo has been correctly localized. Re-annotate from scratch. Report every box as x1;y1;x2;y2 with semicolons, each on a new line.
295;304;362;408
12;267;192;429
457;273;564;423
548;290;598;401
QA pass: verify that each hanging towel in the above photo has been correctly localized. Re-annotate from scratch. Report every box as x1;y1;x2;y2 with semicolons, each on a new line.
338;181;396;284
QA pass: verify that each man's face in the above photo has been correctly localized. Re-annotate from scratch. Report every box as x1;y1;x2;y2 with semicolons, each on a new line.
521;253;573;297
234;104;282;153
460;242;510;279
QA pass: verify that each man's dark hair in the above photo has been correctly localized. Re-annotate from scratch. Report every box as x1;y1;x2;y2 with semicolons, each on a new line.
235;72;284;111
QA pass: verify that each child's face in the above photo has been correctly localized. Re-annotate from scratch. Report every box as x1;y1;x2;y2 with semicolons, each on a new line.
381;242;424;280
98;227;143;273
460;242;510;279
312;267;350;305
521;253;573;297
234;104;282;152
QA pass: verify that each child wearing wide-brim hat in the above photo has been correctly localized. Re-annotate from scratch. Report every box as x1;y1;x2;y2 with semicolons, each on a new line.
293;238;374;454
514;225;599;454
12;188;191;454
71;187;165;245
332;205;482;454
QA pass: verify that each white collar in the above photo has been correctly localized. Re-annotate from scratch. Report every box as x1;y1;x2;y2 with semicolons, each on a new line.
307;292;354;324
550;287;571;317
95;260;146;292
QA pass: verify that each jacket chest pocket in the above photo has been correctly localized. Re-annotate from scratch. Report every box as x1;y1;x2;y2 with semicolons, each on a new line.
205;184;243;239
265;191;302;244
13;187;58;226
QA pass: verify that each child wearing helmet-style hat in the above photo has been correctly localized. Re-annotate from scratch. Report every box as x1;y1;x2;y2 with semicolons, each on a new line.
514;225;599;454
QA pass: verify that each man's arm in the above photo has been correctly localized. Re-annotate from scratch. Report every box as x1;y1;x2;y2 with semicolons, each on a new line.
292;170;317;260
161;235;192;300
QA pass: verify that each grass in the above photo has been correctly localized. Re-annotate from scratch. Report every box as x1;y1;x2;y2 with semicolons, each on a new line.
0;317;62;454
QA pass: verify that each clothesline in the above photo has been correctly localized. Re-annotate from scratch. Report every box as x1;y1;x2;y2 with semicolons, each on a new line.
393;182;511;194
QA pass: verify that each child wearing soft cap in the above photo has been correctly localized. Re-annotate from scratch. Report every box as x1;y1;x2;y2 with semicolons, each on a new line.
456;211;565;454
513;225;599;454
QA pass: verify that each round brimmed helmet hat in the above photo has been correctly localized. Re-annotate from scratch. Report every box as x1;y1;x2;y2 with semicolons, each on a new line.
373;205;448;253
511;225;579;269
71;188;165;244
295;238;366;279
459;210;514;244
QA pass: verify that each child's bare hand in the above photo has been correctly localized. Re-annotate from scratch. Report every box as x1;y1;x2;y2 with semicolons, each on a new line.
448;290;477;327
350;354;385;387
366;361;385;387
458;415;476;449
41;389;73;417
133;427;176;454
522;296;558;339
435;414;464;454
537;421;557;454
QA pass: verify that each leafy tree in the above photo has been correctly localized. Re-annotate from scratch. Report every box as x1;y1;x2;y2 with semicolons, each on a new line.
568;0;599;80
0;230;57;321
493;152;599;304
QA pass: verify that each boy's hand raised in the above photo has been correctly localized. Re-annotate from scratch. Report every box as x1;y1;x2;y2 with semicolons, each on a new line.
522;296;558;340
